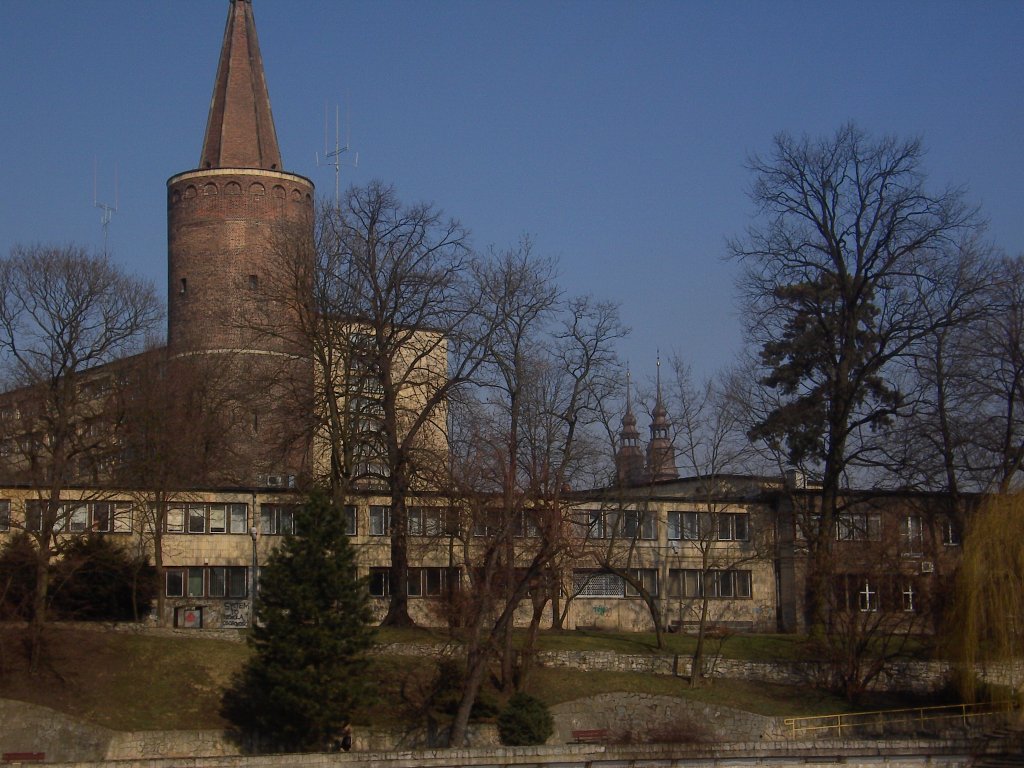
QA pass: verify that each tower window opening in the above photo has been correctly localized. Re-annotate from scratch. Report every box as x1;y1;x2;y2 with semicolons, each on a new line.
248;274;259;290
180;278;187;295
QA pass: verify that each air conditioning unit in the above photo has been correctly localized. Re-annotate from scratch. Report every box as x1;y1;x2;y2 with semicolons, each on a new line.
257;473;296;489
920;561;935;574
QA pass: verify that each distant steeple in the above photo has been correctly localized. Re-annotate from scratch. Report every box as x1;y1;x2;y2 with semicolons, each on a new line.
645;355;678;482
616;369;645;486
200;0;282;171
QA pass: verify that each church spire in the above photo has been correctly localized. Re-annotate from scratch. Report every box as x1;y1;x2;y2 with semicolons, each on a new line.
615;369;645;486
646;354;678;482
200;0;282;171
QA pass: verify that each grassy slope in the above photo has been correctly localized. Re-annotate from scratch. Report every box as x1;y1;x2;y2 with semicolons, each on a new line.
0;625;930;732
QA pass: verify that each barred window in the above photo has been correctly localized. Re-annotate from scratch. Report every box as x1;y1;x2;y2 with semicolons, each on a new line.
572;570;624;597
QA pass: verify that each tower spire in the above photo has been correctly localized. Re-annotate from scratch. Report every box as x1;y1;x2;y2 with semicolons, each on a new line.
200;0;282;171
646;353;678;483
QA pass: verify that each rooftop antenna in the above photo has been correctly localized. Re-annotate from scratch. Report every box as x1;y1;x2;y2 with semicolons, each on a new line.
93;158;118;255
315;101;358;208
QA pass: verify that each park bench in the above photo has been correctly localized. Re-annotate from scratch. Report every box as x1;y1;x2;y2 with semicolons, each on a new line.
570;728;608;743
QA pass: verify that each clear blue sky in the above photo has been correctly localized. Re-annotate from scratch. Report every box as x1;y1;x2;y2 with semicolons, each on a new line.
1;1;1021;385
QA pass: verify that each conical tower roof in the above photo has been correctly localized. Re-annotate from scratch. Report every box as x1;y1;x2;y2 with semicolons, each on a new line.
200;0;282;171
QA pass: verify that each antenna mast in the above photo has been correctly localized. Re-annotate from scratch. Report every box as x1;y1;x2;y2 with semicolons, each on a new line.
93;158;118;255
315;101;358;208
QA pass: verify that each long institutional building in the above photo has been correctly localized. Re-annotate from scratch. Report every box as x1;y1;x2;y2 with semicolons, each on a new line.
0;0;964;633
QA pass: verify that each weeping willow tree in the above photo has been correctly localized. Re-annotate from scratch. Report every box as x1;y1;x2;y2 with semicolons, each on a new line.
948;494;1024;703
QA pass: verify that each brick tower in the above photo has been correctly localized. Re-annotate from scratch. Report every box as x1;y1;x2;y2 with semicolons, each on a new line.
166;0;314;484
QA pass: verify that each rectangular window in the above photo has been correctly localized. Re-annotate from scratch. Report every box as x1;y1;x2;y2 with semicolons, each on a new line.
187;505;206;534
227;567;248;598
942;519;961;546
208;505;226;534
68;504;89;533
900;515;924;556
260;504;298;535
369;567;390;597
572;570;625;597
407;568;422;597
369;505;389;536
717;513;749;541
667;511;682;540
668;569;751;599
187;567;204;598
617;510;657;541
624;568;658;597
166;569;184;597
229;504;248;534
345;505;357;536
0;500;9;532
574;509;605;540
92;502;113;533
836;512;881;541
408;506;423;536
209;567;226;597
113;503;132;533
166;506;185;533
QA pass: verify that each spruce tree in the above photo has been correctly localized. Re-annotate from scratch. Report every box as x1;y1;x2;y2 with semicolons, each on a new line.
221;490;375;753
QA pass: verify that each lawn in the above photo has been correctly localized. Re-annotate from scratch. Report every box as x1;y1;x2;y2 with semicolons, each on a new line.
0;624;935;732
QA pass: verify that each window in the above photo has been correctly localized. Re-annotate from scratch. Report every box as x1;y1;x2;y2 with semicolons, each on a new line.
667;511;701;541
624;568;658;597
344;505;357;535
942;519;961;546
369;505;389;536
260;504;298;535
512;510;539;538
166;506;185;533
92;502;113;533
68;504;89;533
901;581;916;612
369;567;390;597
619;510;656;540
717;513;749;541
229;504;248;534
574;509;605;539
406;567;455;597
169;566;248;598
836;512;881;541
188;505;206;534
858;579;878;612
408;506;454;537
0;500;9;532
667;569;752;599
208;505;226;534
900;515;924;556
166;570;184;597
572;570;625;597
187;567;205;598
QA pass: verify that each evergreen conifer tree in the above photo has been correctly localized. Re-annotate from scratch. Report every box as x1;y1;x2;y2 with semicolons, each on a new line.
221;490;375;753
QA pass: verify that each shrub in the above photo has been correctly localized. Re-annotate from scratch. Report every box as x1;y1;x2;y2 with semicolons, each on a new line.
0;533;37;620
497;692;553;746
50;535;156;621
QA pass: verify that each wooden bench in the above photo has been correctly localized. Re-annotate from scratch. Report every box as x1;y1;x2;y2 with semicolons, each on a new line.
2;753;46;764
570;728;608;743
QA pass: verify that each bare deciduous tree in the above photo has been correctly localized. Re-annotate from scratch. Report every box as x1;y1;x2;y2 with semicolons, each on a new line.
0;244;161;669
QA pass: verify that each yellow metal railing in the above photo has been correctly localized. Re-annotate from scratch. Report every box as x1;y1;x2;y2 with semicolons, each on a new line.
783;700;1017;738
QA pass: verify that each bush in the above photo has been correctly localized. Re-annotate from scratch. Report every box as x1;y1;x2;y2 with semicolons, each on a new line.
497;692;553;746
50;535;156;621
0;533;37;620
